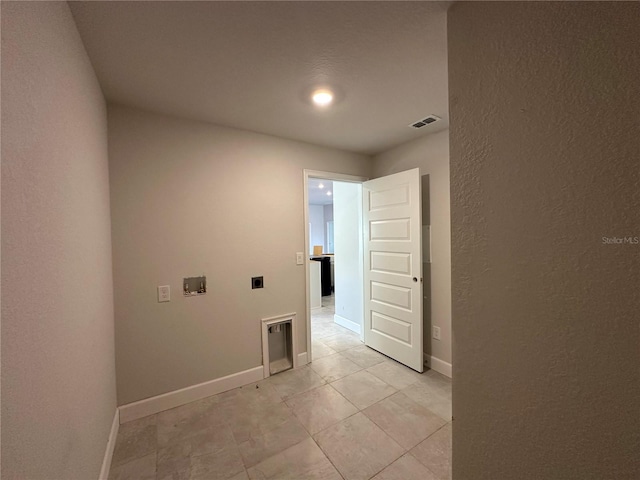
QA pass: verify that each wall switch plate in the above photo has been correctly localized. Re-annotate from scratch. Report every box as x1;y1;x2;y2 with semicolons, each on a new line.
252;276;264;289
296;252;304;265
158;285;170;302
433;326;441;340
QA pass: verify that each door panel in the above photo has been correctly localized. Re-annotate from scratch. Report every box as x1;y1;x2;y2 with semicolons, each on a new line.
369;186;410;210
371;282;412;310
363;168;423;372
370;252;412;275
371;312;412;345
370;219;411;241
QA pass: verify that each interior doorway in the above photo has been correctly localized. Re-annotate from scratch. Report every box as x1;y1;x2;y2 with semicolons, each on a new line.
304;171;367;363
304;168;425;373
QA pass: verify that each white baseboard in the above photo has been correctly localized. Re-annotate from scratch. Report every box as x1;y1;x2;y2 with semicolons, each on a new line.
297;351;309;366
99;408;119;480
334;314;361;335
118;366;264;424
423;353;452;378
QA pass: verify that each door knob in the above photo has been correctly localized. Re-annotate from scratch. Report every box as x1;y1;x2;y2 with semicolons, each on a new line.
413;277;418;282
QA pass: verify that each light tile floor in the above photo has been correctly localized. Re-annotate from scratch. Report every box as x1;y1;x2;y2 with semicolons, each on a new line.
109;296;452;480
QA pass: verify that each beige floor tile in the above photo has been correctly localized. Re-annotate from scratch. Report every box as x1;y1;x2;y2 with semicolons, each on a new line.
366;361;422;390
314;413;404;480
156;441;191;480
238;415;310;467
311;340;337;361
363;392;447;449
155;424;239;479
318;323;362;340
309;353;363;382
318;332;362;352
334;323;360;335
311;326;334;340
111;415;157;467
423;369;452;386
401;382;452;421
437;387;452;401
340;345;388;368
267;366;326;400
217;379;284;406
372;453;440;480
311;319;345;340
230;471;250;480
415;370;452;398
312;315;335;324
320;296;335;309
311;320;333;328
225;401;293;444
189;424;238;456
331;370;397;410
190;445;246;480
108;452;156;480
247;437;342;480
157;395;226;448
286;384;358;434
410;424;452;480
157;470;190;480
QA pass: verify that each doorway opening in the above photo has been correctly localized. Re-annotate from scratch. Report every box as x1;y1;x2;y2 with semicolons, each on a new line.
304;171;367;363
304;168;426;374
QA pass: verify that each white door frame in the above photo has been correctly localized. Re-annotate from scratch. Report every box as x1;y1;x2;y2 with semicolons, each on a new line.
303;169;368;364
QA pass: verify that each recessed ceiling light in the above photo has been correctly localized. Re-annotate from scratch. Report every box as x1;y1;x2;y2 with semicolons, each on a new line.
318;183;324;189
312;89;333;107
327;191;332;196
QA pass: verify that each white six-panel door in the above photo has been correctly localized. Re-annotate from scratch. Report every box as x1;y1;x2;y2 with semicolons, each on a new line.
363;168;423;372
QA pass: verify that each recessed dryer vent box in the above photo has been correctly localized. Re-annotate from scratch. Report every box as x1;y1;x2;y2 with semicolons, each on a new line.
261;313;297;378
183;276;206;297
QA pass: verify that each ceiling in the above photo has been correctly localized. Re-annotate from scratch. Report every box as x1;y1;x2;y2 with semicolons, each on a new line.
70;1;450;155
308;179;334;206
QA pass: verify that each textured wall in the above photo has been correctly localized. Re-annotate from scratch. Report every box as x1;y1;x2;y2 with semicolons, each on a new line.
108;105;371;405
1;2;116;478
373;130;452;367
448;2;640;478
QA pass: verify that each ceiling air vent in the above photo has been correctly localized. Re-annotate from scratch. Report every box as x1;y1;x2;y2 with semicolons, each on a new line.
410;115;441;129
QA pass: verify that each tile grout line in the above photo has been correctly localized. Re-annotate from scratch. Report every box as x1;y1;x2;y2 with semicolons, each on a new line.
407;420;453;478
310;433;347;480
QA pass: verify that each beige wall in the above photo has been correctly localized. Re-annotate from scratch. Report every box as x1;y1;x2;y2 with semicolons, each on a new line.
372;130;452;368
1;2;116;478
449;2;640;478
108;105;371;405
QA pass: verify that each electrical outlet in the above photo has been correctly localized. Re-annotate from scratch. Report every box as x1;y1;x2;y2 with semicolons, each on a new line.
296;252;304;265
158;285;170;303
432;326;441;340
